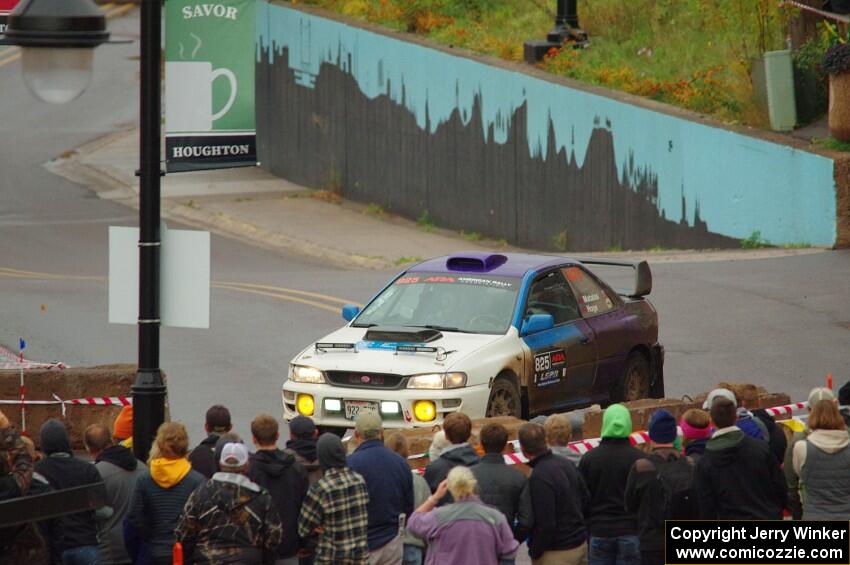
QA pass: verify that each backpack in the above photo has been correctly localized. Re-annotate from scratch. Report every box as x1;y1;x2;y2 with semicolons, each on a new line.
651;454;699;520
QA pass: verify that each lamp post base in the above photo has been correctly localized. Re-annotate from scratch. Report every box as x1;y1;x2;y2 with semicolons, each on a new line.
131;368;166;462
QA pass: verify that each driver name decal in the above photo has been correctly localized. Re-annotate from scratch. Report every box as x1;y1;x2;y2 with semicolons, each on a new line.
533;349;567;387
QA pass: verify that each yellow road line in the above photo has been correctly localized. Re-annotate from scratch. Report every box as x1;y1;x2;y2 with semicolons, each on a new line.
104;3;135;19
212;283;340;314
216;281;360;306
0;267;104;281
0;267;353;314
0;52;20;68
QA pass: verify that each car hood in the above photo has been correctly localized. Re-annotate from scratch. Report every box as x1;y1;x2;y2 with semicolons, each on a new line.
292;326;505;374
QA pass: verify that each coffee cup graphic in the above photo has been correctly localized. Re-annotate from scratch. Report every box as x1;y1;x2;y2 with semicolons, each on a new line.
166;61;237;132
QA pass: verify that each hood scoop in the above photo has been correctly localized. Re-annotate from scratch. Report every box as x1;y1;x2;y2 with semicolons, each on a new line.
364;326;442;343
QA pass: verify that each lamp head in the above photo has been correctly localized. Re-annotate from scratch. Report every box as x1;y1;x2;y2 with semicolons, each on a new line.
1;0;110;104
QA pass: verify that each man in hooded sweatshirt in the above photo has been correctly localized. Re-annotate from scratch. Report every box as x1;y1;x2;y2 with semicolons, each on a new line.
189;405;233;478
177;442;283;564
248;414;309;565
84;423;147;565
423;412;479;504
695;396;786;519
298;433;370;565
36;419;107;565
285;415;322;485
578;404;644;565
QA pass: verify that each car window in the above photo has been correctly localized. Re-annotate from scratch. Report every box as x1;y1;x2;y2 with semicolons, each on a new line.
525;270;580;325
354;273;520;334
563;266;617;317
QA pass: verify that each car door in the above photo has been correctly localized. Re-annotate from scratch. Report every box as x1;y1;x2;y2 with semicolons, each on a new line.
522;268;599;414
562;264;630;401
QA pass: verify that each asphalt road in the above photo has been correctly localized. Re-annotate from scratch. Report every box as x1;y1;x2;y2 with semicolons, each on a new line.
0;8;848;444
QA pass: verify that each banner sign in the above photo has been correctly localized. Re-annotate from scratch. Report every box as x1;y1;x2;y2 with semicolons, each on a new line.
0;0;21;34
165;0;256;172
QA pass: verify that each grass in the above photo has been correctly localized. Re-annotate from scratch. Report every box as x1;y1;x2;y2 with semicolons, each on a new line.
551;230;570;251
780;242;813;249
417;210;436;232
365;202;386;216
606;244;625;252
303;0;802;128
740;230;772;249
462;231;483;241
814;137;850;152
394;256;423;265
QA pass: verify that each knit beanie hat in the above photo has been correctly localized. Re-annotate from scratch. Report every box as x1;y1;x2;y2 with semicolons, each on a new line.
648;410;677;444
808;387;834;406
317;433;347;469
601;404;632;439
113;405;133;440
40;419;71;455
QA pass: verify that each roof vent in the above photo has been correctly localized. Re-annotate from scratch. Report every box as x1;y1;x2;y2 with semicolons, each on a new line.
446;253;507;273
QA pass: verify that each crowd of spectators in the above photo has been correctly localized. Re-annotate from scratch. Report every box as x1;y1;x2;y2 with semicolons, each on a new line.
0;381;849;565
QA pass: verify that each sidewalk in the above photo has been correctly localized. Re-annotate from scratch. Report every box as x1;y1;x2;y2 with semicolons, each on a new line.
48;128;827;270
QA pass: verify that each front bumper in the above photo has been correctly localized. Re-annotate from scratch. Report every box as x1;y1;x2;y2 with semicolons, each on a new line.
282;381;491;428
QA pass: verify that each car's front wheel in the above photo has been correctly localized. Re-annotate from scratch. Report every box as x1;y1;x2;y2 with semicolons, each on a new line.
615;351;651;402
486;376;522;418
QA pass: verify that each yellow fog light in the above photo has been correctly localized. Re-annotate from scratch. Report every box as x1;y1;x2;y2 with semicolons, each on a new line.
413;400;436;422
296;394;315;416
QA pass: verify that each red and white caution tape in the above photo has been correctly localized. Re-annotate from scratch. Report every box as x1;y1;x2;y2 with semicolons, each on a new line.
764;401;808;417
0;396;131;406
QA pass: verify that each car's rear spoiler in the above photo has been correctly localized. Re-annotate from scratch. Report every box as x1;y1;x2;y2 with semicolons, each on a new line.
576;258;652;298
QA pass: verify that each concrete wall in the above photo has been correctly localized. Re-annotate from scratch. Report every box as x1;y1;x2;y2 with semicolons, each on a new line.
256;2;839;251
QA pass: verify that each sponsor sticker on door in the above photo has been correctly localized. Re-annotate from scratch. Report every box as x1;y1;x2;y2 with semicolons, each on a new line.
534;349;566;387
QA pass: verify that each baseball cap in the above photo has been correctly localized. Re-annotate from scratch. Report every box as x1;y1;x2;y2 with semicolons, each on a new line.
289;415;317;438
702;388;737;410
220;442;250;468
808;387;835;406
355;412;383;437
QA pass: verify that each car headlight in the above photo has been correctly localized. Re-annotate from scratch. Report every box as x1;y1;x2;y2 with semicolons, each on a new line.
288;365;326;384
407;372;467;389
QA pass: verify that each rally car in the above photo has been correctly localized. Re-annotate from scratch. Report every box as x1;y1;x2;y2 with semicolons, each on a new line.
283;252;664;431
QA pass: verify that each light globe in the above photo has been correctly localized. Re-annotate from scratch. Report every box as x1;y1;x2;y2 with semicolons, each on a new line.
21;46;93;104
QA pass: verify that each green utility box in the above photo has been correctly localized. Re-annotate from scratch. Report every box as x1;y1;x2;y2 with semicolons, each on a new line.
763;49;798;132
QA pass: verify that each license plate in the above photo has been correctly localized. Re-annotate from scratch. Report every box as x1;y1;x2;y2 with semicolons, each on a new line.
344;400;379;420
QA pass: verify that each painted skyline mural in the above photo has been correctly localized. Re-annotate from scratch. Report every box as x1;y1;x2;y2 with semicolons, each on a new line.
256;2;837;248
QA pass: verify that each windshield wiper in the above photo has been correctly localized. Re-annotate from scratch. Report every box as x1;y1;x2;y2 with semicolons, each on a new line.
351;323;377;328
409;324;472;334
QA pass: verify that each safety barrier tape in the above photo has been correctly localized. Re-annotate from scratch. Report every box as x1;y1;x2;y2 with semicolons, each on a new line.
0;396;131;406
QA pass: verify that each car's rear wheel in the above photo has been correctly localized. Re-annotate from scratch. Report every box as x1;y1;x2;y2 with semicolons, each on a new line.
614;351;652;402
486;377;521;418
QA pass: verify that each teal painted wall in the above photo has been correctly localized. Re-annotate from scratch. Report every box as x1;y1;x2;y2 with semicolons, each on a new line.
257;2;837;247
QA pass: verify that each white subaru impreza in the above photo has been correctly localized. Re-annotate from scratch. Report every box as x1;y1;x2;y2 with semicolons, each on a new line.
283;253;664;432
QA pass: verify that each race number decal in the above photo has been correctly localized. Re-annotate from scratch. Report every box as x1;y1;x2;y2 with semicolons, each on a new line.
533;349;567;387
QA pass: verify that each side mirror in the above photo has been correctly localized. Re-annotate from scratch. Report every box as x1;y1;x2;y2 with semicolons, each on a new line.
633;260;652;297
521;313;554;335
341;304;361;322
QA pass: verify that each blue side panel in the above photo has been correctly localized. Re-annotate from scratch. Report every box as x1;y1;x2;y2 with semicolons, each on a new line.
512;270;537;329
522;322;584;349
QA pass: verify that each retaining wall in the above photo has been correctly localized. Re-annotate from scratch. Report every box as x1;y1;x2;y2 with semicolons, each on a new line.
256;2;844;251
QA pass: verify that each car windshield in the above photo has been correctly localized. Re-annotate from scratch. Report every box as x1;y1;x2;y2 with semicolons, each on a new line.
353;273;520;335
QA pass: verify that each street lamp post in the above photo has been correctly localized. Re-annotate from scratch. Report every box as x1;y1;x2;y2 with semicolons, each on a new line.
2;0;165;461
134;0;165;464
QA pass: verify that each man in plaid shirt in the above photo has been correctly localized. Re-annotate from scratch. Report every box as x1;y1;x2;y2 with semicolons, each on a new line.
298;433;370;565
